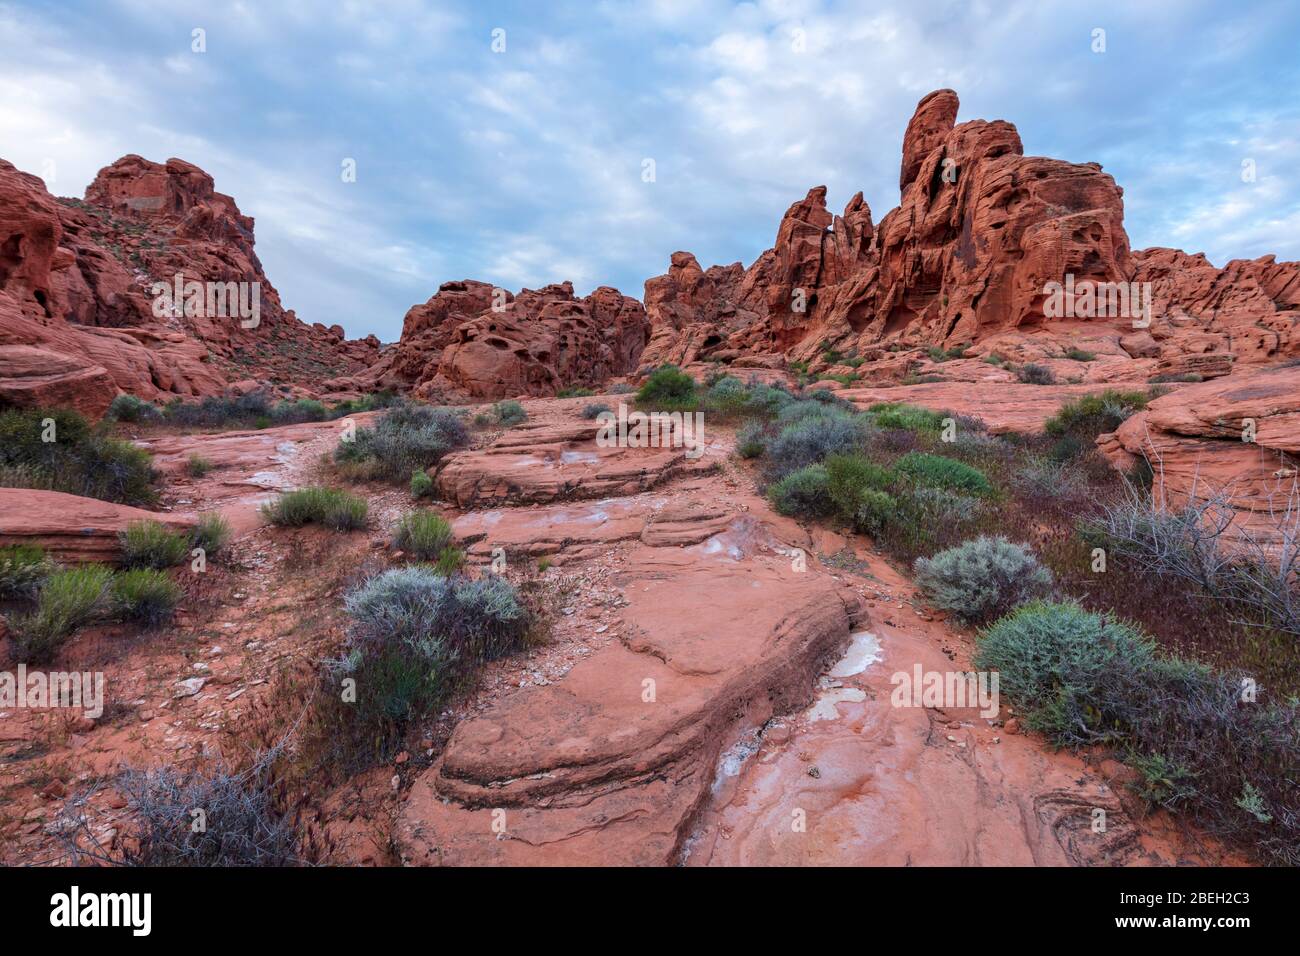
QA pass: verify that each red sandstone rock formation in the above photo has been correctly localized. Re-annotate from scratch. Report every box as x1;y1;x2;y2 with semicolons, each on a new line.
0;155;378;418
1098;365;1300;539
374;279;649;400
0;488;196;564
639;89;1300;383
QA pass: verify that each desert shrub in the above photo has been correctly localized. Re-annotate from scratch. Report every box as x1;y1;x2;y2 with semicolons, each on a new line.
493;400;527;425
557;386;595;398
1015;363;1056;385
333;403;469;481
905;486;983;525
1044;389;1151;444
702;376;751;417
1010;455;1089;505
270;398;327;424
895;452;992;496
609;383;634;394
974;600;1300;864
1149;372;1203;384
983;352;1007;366
765;411;868;479
976;601;1158;741
581;403;612;420
87;760;301;866
736;421;768;459
119;520;190;569
9;565;113;663
636;365;698;412
767;464;834;519
853;489;896;536
1064;347;1096;362
162;391;274;428
186;453;214;478
393;510;454;560
867;402;946;433
1082;480;1300;638
0;544;56;599
824;453;894;520
191;513;231;558
261;487;368;531
914;536;1053;624
473;411;493;427
0;407;157;505
432;546;467;576
325;568;530;761
410;469;434;498
112;568;181;626
107;394;159;422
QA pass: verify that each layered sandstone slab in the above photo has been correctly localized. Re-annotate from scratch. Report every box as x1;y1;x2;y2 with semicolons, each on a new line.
435;420;716;508
1099;365;1300;538
396;515;862;866
838;380;1163;433
0;488;195;564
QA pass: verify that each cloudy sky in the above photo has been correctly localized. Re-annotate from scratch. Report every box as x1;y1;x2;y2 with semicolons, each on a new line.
2;0;1297;341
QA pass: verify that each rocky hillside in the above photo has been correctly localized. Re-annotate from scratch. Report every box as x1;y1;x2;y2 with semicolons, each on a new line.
0;155;379;418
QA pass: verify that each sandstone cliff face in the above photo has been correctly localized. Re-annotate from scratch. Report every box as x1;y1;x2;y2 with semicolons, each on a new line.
0;155;378;417
639;89;1300;378
377;279;649;400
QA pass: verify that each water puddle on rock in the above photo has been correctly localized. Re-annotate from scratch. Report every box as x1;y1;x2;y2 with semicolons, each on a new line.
805;631;881;722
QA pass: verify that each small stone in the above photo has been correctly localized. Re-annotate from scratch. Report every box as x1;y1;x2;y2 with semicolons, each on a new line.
1004;718;1020;735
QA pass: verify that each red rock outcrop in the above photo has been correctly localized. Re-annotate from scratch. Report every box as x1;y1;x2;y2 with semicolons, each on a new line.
0;488;196;564
375;280;649;400
639;89;1299;388
1098;365;1300;539
0;155;378;418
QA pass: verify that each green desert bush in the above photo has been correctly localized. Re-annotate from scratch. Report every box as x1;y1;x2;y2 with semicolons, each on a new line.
0;407;157;505
0;544;56;599
107;394;159;422
609;383;634;394
393;510;454;561
767;464;834;519
1044;389;1152;445
704;376;793;419
111;568;181;626
635;365;698;412
1064;347;1096;362
580;403;612;420
493;400;527;425
9;565;114;663
322;567;530;763
119;520;190;569
867;402;946;433
410;469;434;498
852;489;897;536
185;453;214;478
895;452;992;496
261;487;368;531
1015;362;1056;385
333;403;469;482
557;386;595;398
974;600;1300;864
765;409;868;479
913;536;1053;624
736;421;768;459
190;513;231;558
824;453;894;520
